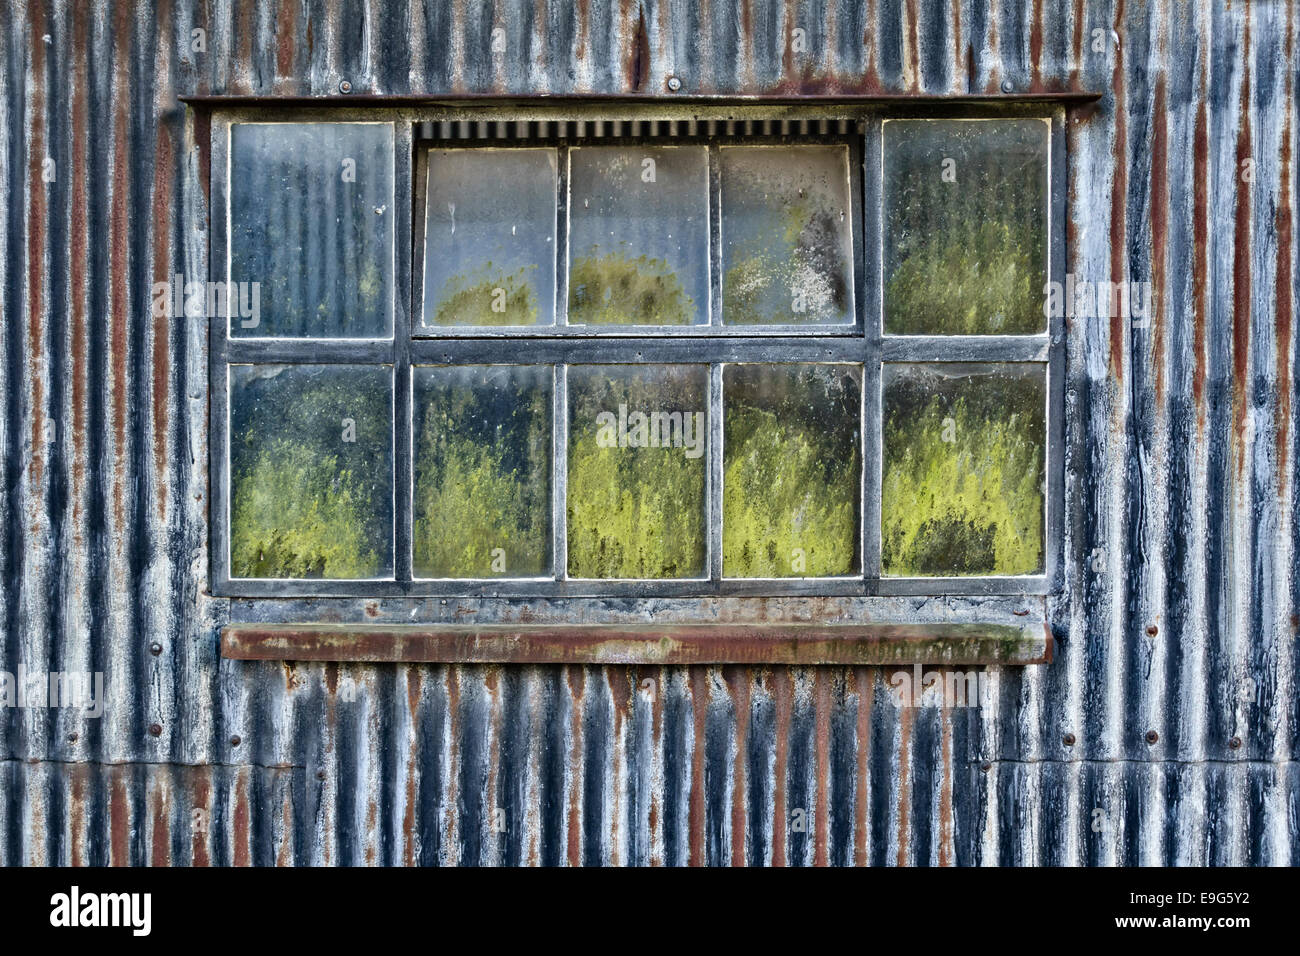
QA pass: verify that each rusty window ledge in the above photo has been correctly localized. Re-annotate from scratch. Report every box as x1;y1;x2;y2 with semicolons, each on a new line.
221;621;1050;665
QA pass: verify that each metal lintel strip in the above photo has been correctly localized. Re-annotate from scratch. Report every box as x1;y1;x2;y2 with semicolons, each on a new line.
221;621;1051;665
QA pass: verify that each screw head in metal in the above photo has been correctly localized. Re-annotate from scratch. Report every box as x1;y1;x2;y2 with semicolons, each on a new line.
1145;624;1158;637
67;733;78;743
230;735;242;747
1229;736;1242;750
149;723;163;737
980;761;992;773
150;642;163;656
666;76;682;92
1145;730;1159;744
1062;732;1076;746
316;770;327;781
338;79;353;94
1000;79;1015;94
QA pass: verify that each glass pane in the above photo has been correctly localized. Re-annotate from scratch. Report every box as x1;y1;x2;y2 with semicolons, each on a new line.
229;364;393;578
230;123;394;338
412;365;553;577
567;365;708;577
882;363;1045;576
567;146;709;326
723;364;861;577
721;146;854;325
422;149;557;327
883;119;1048;335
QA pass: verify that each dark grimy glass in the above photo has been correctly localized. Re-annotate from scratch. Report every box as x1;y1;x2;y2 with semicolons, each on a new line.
229;364;393;578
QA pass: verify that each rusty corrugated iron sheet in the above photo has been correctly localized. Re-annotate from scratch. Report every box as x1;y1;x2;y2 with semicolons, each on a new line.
0;0;1296;865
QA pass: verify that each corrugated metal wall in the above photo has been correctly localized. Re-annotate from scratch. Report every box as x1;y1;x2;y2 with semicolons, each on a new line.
1;0;1296;865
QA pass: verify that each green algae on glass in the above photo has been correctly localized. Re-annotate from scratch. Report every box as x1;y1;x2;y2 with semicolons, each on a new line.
568;146;709;325
430;265;540;326
412;365;552;577
230;123;394;338
568;250;694;325
881;364;1045;576
883;119;1048;335
567;366;707;578
423;148;556;327
229;364;393;578
723;364;861;577
721;146;854;325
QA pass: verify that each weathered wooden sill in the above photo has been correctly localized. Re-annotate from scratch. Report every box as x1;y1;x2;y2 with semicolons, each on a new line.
221;621;1051;665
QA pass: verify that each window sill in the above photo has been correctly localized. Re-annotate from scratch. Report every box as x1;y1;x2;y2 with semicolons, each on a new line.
220;620;1050;665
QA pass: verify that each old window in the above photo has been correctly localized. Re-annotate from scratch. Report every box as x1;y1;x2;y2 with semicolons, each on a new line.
209;106;1063;625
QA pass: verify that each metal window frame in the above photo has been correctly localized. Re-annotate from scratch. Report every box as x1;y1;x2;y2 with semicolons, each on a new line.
208;103;1065;608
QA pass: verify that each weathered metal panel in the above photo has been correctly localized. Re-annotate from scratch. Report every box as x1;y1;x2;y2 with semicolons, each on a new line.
0;0;1295;865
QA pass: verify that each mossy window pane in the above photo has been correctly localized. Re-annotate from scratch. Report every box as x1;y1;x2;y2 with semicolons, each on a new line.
422;149;557;327
882;363;1045;576
883;119;1048;335
721;146;854;325
230;123;394;338
567;365;708;577
567;146;709;326
412;365;553;577
230;364;393;579
723;364;861;576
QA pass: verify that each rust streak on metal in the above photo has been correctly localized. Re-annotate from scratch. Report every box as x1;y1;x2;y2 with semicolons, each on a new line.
1030;0;1045;92
26;0;47;491
1232;7;1253;476
69;5;89;526
938;705;953;866
566;665;584;867
150;785;169;866
109;0;131;533
275;0;299;90
1275;1;1294;486
402;667;421;866
813;669;830;866
688;666;708;865
625;2;650;92
1108;0;1128;380
109;769;129;866
853;667;872;866
770;668;791;866
192;771;211;866
1150;74;1169;404
1193;99;1209;431
233;769;252;866
151;98;174;519
1070;0;1084;89
725;665;750;866
894;698;913;866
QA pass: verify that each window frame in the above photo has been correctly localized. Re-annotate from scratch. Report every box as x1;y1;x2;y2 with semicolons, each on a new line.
207;103;1066;605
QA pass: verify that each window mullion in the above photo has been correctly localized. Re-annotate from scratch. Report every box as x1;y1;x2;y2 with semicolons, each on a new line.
553;363;569;582
394;122;414;586
708;363;723;585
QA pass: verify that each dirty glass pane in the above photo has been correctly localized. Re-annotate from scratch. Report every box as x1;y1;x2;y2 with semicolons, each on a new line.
881;363;1045;576
422;149;557;327
412;365;553;577
230;123;394;338
723;364;861;577
721;146;854;325
883;119;1048;335
567;365;708;577
229;364;393;579
567;146;709;326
